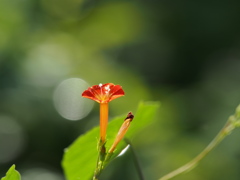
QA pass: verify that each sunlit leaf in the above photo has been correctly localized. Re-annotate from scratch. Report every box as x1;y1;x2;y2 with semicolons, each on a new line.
1;165;21;180
62;101;159;180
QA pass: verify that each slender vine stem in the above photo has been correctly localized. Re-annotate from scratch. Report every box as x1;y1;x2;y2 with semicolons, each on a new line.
93;152;102;180
159;114;238;180
125;139;145;180
93;141;106;180
93;154;100;180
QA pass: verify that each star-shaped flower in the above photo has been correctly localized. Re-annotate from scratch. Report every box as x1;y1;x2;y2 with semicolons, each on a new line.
82;83;125;144
82;83;124;103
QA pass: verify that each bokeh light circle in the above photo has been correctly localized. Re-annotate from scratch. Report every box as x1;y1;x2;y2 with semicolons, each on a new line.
0;115;25;163
22;167;64;180
53;78;94;121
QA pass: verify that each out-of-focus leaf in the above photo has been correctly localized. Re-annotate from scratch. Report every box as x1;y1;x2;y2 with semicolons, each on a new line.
1;165;21;180
62;101;159;180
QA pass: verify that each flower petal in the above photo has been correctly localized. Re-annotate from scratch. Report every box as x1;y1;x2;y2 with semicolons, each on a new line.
109;85;125;102
82;83;125;103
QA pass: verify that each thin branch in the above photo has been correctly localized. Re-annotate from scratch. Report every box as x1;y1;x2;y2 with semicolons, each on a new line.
159;115;237;180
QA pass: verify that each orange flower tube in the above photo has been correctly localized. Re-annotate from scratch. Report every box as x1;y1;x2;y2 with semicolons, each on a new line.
82;83;125;143
100;102;108;142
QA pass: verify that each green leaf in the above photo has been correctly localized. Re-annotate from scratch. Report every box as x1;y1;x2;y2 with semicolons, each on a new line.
62;101;160;180
1;165;21;180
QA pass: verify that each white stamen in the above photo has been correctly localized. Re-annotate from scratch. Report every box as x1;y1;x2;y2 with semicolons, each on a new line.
105;85;110;92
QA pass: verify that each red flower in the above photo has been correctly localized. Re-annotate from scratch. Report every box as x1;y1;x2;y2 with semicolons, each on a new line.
82;83;124;103
82;83;125;144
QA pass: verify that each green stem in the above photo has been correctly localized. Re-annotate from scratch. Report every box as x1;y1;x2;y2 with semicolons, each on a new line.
159;115;236;180
93;154;100;180
93;142;106;180
125;139;145;180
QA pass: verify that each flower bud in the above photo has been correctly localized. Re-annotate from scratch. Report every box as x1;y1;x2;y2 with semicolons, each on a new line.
108;112;134;153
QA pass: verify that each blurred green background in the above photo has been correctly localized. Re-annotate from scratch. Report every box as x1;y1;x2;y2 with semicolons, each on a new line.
1;0;240;179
